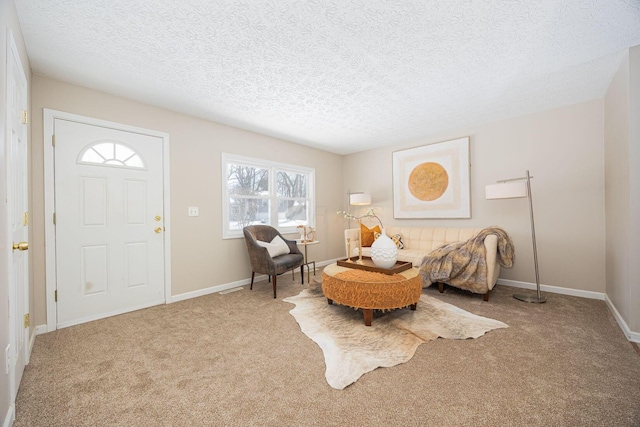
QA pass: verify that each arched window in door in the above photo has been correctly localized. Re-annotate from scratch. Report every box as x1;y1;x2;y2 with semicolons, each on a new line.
78;140;146;169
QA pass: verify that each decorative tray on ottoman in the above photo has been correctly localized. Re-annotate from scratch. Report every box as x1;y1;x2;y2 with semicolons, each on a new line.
336;256;413;275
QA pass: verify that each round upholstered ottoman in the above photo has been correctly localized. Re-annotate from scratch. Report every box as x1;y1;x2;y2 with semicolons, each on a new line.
321;263;421;326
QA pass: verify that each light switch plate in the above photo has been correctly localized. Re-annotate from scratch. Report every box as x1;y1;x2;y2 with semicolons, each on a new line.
188;207;199;217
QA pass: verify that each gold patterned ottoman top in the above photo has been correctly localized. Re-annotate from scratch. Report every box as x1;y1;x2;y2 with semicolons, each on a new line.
321;263;421;311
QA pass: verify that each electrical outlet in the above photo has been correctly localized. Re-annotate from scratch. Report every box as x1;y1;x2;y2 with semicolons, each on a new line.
188;207;199;217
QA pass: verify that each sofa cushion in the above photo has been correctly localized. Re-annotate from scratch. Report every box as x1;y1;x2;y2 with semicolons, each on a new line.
390;233;404;249
360;223;381;247
396;249;427;267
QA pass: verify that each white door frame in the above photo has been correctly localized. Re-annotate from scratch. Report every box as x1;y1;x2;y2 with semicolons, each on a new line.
43;109;172;331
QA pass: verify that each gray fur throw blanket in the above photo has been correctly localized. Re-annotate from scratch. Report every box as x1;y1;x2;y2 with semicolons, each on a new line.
419;227;515;294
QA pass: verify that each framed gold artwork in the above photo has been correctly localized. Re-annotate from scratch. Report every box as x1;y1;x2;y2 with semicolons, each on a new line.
392;137;470;219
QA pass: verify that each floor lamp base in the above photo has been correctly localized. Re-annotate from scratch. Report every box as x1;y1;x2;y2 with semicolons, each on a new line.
513;293;547;303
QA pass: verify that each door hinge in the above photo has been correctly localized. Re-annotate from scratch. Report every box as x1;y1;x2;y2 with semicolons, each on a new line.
23;313;30;328
22;110;28;124
52;134;56;147
23;211;28;226
55;290;58;302
53;213;56;224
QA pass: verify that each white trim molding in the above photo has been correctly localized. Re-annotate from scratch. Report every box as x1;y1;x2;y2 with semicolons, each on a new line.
605;295;640;343
34;325;48;336
496;278;605;300
2;404;14;427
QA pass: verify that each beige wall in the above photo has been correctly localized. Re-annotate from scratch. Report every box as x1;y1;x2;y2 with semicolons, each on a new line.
344;100;606;293
605;46;640;334
30;75;345;327
1;0;32;422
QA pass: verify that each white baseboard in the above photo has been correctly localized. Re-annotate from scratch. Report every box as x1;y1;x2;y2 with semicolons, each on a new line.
27;324;49;365
497;278;640;342
496;278;605;300
170;277;253;303
604;295;640;343
3;403;15;427
170;258;340;303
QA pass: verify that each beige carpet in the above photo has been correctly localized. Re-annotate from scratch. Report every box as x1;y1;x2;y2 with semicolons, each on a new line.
284;282;507;389
14;268;640;426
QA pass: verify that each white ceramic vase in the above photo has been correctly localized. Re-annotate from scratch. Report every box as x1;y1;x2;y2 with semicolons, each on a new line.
370;228;398;269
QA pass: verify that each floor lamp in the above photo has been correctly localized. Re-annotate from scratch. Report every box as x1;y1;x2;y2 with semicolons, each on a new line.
346;190;371;228
485;170;546;303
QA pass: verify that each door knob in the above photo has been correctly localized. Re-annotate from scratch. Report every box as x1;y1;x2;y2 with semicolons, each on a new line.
154;227;163;233
12;242;28;251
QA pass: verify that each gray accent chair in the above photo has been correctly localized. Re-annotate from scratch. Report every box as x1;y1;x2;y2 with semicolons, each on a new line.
243;225;305;298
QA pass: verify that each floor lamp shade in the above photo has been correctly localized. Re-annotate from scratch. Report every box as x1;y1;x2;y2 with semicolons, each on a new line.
485;182;527;199
350;193;371;206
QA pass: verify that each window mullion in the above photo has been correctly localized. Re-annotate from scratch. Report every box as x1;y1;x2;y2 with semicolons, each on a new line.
270;167;278;228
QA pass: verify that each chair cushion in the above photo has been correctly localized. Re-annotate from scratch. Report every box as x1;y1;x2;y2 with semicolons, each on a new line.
272;253;304;273
256;235;290;258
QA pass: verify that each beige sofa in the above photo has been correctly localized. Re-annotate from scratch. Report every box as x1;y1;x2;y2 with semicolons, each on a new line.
344;226;501;300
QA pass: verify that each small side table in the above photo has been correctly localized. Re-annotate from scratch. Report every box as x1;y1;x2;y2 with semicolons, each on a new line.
296;240;319;283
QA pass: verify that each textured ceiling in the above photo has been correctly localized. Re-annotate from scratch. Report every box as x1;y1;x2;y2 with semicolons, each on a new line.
14;0;640;155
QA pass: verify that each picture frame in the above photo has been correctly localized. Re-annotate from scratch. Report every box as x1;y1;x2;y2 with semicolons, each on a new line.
392;137;470;219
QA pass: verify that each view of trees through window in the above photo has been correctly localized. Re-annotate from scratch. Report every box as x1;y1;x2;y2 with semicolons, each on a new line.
224;156;313;236
277;171;307;227
227;164;269;230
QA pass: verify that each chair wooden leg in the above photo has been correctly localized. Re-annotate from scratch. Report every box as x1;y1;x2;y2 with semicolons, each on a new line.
250;272;255;290
438;282;444;293
272;275;277;299
301;265;305;284
483;291;489;302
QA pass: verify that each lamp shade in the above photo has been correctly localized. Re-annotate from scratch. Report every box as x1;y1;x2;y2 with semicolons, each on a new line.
485;182;527;200
350;193;371;205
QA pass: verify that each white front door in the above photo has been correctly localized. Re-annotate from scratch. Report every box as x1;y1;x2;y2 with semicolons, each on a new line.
54;119;166;328
6;31;29;405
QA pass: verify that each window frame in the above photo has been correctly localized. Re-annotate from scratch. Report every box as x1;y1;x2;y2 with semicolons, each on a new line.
77;139;147;170
222;153;315;239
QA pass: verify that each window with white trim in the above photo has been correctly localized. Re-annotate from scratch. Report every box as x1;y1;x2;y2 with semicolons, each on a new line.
222;153;315;239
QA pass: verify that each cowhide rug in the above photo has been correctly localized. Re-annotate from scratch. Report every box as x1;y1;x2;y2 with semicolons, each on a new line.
283;283;507;389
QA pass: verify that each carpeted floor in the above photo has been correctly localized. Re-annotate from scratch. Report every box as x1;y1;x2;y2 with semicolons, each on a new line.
14;268;640;426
